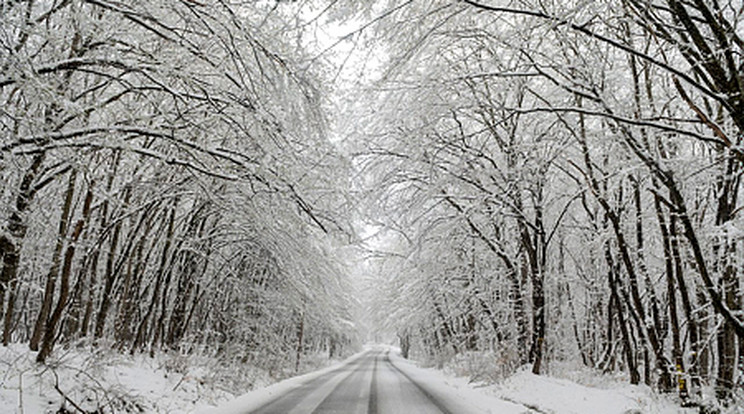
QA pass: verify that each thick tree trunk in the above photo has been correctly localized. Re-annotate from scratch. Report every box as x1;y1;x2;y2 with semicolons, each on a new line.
1;252;20;346
528;227;547;374
712;154;740;403
529;253;546;375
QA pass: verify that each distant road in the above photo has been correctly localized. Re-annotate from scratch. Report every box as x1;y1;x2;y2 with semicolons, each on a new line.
249;349;454;414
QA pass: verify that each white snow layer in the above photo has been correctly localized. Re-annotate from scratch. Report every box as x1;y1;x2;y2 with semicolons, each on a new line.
0;343;723;413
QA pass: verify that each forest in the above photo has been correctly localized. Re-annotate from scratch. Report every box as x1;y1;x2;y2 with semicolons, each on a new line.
2;0;744;411
0;0;357;387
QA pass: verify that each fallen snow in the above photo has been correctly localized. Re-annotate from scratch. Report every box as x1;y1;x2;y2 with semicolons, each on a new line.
492;368;696;414
2;342;737;414
0;343;241;413
387;349;530;414
0;343;343;414
394;349;710;414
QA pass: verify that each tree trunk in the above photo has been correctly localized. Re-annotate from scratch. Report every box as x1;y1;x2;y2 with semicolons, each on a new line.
712;154;740;403
715;244;737;402
654;195;692;401
399;330;410;358
655;197;689;401
295;312;304;373
166;211;208;348
632;178;665;348
132;200;177;352
2;153;46;345
30;169;77;351
115;222;155;350
526;190;547;375
605;245;640;384
668;214;701;395
78;249;100;338
93;186;131;340
37;178;93;362
114;202;161;350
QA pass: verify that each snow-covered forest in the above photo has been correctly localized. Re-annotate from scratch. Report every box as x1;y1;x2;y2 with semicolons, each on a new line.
1;0;744;412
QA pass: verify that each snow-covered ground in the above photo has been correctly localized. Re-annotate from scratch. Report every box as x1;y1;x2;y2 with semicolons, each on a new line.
0;343;239;413
0;343;339;413
494;368;691;414
387;350;698;414
0;343;736;413
201;345;703;414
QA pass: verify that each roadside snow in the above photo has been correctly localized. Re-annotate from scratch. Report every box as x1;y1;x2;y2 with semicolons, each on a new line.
395;349;704;414
493;368;696;414
202;345;696;414
0;343;346;414
0;343;239;413
387;349;530;414
0;342;723;414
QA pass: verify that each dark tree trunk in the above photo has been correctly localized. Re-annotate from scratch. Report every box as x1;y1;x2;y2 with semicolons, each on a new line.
166;211;208;348
712;154;740;403
78;249;100;338
30;169;77;351
654;195;689;401
399;331;410;359
2;154;45;346
132;199;177;352
605;245;640;385
38;178;93;362
668;214;701;395
295;312;304;373
93;186;130;340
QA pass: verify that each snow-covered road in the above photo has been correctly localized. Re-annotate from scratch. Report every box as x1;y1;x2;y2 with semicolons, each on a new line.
201;345;690;414
249;349;447;413
232;347;511;414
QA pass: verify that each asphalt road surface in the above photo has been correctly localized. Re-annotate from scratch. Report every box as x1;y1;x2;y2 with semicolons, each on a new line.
249;349;455;414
